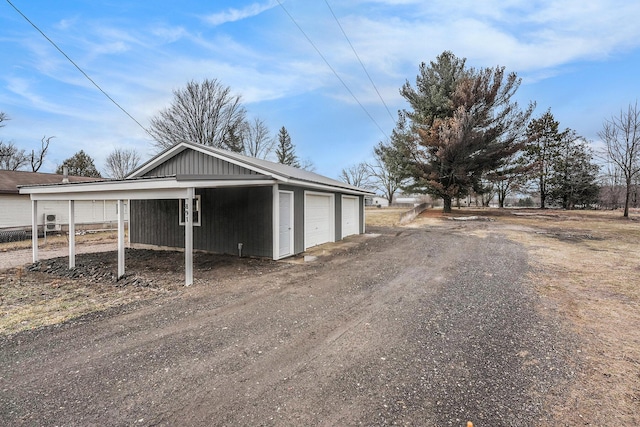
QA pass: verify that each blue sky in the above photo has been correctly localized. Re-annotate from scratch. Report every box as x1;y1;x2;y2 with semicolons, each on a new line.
2;0;640;179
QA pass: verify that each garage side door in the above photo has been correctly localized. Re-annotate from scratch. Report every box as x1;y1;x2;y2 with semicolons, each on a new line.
305;193;333;249
341;196;359;238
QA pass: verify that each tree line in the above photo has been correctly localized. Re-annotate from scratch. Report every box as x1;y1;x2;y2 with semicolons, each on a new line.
0;79;310;180
341;51;640;217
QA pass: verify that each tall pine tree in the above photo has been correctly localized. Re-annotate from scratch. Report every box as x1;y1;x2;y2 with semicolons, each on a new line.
275;126;299;167
380;51;533;212
521;110;564;208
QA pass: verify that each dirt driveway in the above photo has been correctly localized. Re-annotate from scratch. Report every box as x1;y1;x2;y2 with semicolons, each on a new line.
0;220;577;427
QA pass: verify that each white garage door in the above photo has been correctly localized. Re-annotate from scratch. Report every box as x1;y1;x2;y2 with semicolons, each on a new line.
305;193;333;249
341;196;359;238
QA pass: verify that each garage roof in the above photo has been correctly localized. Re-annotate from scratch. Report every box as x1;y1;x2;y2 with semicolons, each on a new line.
130;141;373;195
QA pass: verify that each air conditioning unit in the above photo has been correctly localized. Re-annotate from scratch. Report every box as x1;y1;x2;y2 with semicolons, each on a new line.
44;213;61;232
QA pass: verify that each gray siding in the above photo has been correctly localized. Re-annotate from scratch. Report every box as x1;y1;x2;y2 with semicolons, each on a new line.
130;187;273;258
334;193;342;242
144;149;258;177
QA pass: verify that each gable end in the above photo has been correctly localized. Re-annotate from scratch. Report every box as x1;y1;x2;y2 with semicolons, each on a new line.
143;149;259;177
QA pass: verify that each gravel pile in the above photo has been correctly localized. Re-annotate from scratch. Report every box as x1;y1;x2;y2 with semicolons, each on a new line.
27;255;157;288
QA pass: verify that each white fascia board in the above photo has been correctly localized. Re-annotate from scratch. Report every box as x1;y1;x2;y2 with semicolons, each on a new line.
21;178;278;201
20;178;182;195
127;144;188;178
286;179;374;196
29;188;189;201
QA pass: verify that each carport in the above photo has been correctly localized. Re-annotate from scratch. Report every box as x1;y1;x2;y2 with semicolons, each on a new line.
19;175;275;286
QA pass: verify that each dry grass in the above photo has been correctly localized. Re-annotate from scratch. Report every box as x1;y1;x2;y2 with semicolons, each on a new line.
0;267;168;335
365;207;411;227
500;214;640;425
0;230;147;335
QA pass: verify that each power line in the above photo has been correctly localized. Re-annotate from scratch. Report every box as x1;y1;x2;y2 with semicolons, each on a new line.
5;0;153;138
275;0;389;139
324;0;396;124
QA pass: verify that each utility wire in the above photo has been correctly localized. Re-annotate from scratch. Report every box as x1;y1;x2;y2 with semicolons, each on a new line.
324;0;396;124
6;0;153;138
276;0;388;139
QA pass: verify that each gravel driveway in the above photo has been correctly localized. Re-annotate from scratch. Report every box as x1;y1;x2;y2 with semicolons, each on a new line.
0;225;576;426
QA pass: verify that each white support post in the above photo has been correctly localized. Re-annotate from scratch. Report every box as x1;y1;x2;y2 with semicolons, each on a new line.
69;200;76;268
117;199;125;279
31;200;38;263
185;188;194;286
361;196;366;234
272;184;279;260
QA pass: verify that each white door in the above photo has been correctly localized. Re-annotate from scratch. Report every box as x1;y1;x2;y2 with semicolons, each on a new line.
305;193;333;249
341;196;359;238
279;191;293;257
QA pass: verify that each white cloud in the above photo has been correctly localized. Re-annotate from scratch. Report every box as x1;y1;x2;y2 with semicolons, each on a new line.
203;1;279;26
149;25;189;44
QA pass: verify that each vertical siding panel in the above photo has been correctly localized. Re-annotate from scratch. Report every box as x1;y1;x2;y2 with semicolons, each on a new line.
142;149;260;177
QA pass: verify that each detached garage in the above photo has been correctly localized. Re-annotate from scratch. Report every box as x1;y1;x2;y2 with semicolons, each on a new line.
19;141;373;285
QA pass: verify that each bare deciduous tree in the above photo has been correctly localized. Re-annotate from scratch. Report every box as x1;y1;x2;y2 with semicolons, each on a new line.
0;113;52;172
368;143;408;204
149;79;247;152
242;118;275;159
339;162;371;188
0;141;27;170
0;112;26;170
104;148;141;179
598;102;640;217
29;136;53;172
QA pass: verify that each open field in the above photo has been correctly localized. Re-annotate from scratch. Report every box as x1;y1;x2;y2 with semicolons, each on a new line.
0;207;639;424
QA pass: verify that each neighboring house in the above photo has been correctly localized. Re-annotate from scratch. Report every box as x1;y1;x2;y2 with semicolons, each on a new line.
19;141;374;285
365;196;390;207
0;170;123;232
394;194;429;207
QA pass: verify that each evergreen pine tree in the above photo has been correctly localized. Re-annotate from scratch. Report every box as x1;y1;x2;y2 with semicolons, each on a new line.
275;127;299;167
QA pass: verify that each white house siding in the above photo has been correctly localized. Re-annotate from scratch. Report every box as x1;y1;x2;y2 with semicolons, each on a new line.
0;194;127;229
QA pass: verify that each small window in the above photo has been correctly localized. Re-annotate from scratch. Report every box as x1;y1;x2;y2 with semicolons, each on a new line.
179;195;201;226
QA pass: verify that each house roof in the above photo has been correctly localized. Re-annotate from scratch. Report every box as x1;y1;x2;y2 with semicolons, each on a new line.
130;141;373;195
0;170;101;194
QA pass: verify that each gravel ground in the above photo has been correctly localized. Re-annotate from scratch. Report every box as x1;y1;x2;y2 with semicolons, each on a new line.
0;225;577;426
